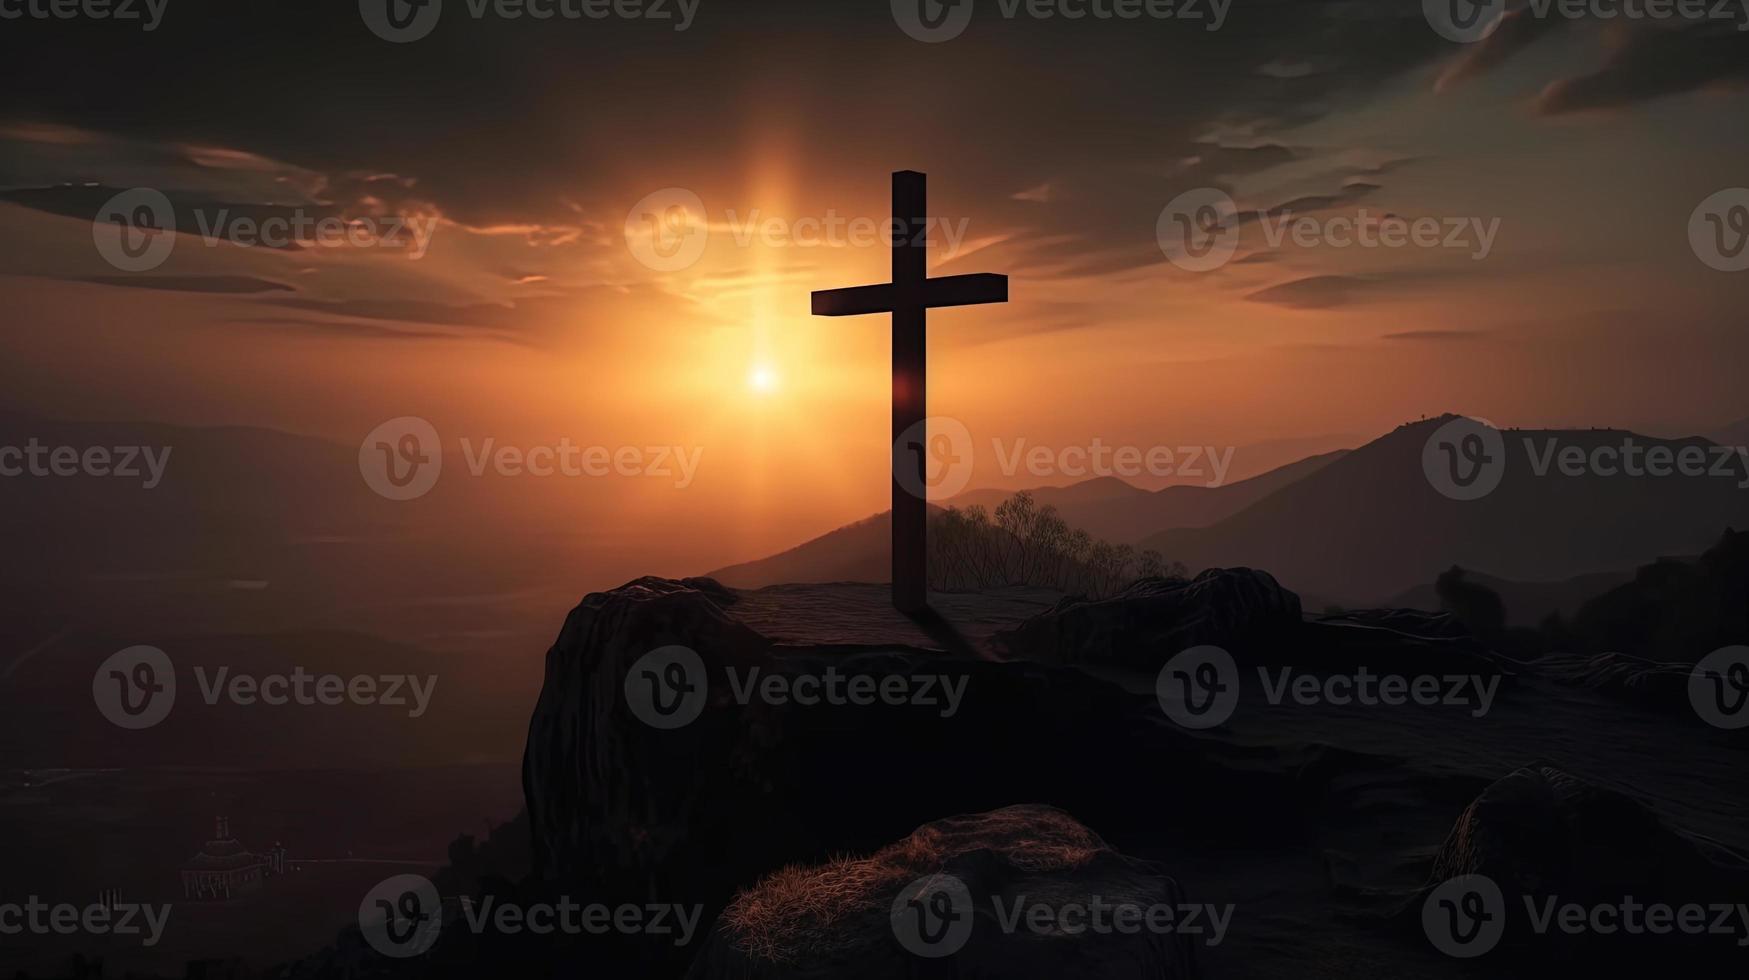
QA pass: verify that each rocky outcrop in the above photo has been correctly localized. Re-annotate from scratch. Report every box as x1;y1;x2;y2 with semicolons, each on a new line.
992;568;1302;668
521;575;771;890
521;577;1314;976
1303;607;1507;676
688;805;1198;979
1418;765;1749;968
1523;651;1693;715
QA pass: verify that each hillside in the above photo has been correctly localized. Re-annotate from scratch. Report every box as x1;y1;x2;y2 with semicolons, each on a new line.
949;450;1347;545
1382;567;1639;627
707;452;1345;588
1143;416;1749;604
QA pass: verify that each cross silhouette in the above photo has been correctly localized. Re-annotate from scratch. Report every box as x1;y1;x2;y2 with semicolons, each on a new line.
812;171;1009;613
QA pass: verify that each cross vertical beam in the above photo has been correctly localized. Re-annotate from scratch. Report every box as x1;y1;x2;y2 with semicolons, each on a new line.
811;171;1009;614
891;170;928;614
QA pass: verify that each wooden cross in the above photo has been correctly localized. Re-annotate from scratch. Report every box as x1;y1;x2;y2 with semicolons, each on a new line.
811;170;1009;613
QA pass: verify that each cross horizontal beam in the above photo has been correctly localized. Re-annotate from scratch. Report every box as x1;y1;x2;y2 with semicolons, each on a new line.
811;273;1008;317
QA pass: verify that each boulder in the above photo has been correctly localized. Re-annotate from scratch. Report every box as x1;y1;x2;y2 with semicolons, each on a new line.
1524;651;1693;716
521;575;770;889
688;805;1198;979
1302;607;1508;676
1417;765;1749;968
992;568;1302;668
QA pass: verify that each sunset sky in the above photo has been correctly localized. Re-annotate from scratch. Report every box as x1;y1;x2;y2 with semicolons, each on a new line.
3;0;1748;567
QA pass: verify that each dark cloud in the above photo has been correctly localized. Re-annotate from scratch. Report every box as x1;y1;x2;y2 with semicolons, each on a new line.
1535;21;1749;115
74;275;295;294
0;1;1458;252
0;183;428;251
231;316;476;341
0;184;295;249
5;1;1739;297
1176;142;1300;182
1241;182;1383;226
1435;6;1565;92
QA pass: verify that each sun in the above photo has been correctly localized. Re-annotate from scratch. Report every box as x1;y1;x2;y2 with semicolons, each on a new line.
748;364;779;393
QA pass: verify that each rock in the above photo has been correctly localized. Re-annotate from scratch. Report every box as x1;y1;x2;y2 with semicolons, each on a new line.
992;568;1302;668
1314;607;1474;641
688;805;1198;979
1417;765;1749;968
1302;607;1508;676
521;575;771;890
521;578;1314;975
1524;651;1693;715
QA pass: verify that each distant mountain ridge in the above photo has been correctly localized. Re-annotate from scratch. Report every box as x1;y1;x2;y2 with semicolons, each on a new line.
708;509;918;589
1144;415;1749;604
713;416;1749;605
707;451;1345;589
949;450;1347;545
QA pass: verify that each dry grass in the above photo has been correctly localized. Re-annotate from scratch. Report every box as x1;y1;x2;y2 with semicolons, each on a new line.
720;805;1106;963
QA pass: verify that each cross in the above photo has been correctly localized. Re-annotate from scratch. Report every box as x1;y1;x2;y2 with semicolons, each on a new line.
812;170;1009;614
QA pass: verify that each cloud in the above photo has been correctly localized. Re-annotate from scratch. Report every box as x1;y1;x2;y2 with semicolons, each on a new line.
1233;250;1283;265
0;184;385;251
1240;182;1383;226
0;0;1466;293
267;297;526;330
231;316;472;341
1247;265;1485;309
1534;22;1749;115
1381;328;1488;341
257;283;666;345
74;275;296;294
1434;7;1564;93
1258;59;1320;79
1174;143;1300;182
1247;274;1377;309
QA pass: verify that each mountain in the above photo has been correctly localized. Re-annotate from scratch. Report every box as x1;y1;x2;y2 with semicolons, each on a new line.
708;509;910;588
1381;567;1640;627
948;450;1347;545
708;452;1347;589
1142;415;1749;605
1709;413;1749;449
1544;526;1749;659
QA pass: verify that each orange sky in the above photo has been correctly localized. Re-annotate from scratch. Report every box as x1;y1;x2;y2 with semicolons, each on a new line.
3;6;1748;569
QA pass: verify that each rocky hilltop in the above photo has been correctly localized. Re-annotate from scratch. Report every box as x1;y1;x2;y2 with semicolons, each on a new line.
246;570;1749;980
